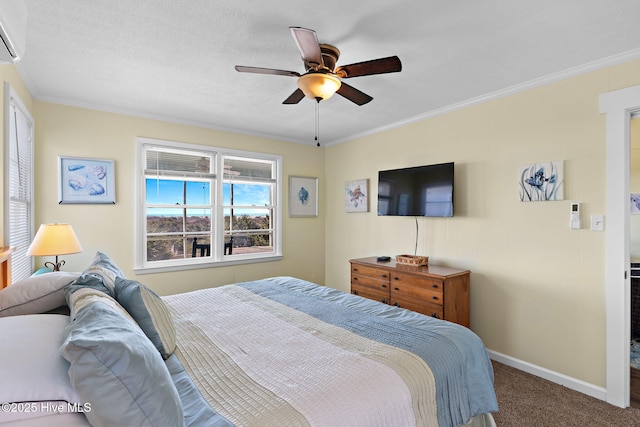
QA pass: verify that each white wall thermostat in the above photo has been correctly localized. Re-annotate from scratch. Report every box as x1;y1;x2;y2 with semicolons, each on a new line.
570;202;581;229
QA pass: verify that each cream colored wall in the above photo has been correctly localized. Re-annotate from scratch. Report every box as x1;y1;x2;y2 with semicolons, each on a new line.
0;64;33;245
325;59;640;388
31;102;325;296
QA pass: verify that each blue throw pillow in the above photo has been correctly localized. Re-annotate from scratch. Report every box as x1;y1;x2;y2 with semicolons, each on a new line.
60;292;184;427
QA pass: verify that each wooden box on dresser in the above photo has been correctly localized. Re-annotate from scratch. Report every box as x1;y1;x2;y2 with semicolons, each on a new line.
349;257;471;328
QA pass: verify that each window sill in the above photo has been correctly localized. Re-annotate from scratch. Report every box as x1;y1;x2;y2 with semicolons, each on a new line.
134;254;283;275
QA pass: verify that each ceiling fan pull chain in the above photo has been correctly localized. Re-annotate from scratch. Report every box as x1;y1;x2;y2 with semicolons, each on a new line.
315;99;320;147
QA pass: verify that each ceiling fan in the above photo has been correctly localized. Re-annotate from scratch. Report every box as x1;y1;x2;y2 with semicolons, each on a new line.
235;27;402;106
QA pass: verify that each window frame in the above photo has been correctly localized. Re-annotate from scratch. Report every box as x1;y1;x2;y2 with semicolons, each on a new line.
134;137;282;274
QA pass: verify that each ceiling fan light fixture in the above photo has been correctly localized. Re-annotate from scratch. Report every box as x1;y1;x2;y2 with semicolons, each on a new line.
297;73;341;101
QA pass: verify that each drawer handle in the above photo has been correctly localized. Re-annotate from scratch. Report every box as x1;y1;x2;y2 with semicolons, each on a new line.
432;284;438;289
381;274;388;279
432;296;438;301
352;290;359;295
394;287;399;291
431;313;440;319
353;268;358;272
382;299;388;304
393;276;399;281
393;302;400;307
353;277;358;281
381;284;387;288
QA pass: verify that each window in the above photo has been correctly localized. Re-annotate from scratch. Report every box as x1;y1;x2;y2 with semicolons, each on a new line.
5;85;34;282
135;138;282;272
223;155;277;256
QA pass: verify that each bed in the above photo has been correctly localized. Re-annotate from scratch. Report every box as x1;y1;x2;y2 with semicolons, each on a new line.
0;252;498;427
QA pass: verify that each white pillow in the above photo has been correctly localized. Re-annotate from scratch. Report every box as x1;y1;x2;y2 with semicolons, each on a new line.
0;314;82;423
0;272;79;317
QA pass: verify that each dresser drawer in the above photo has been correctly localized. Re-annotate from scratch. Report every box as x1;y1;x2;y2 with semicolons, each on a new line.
392;297;443;319
351;264;390;281
391;286;443;306
391;272;443;292
390;282;444;305
351;283;389;305
351;273;389;291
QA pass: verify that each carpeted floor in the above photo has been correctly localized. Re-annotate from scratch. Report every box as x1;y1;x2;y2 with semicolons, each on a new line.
491;361;640;426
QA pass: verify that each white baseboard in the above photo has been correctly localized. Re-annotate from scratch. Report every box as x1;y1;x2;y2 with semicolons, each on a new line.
488;349;607;402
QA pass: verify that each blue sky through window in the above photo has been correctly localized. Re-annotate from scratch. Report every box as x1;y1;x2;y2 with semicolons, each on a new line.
146;179;210;205
146;179;271;216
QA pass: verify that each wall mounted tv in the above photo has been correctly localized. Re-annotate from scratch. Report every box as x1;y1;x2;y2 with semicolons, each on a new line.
377;162;454;217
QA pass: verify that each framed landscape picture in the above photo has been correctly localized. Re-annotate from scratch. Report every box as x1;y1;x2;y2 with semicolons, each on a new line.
58;156;116;204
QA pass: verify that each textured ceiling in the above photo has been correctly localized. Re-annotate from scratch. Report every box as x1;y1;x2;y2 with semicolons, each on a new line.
13;0;640;146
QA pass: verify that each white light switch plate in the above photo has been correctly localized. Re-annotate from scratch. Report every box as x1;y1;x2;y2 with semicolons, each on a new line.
591;215;604;231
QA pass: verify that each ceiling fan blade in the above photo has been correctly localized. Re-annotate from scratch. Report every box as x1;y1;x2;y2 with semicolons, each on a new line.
235;65;300;77
336;56;402;78
289;27;323;70
283;88;305;104
336;82;373;106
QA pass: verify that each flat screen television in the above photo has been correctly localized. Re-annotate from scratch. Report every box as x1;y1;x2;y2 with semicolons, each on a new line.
377;162;454;217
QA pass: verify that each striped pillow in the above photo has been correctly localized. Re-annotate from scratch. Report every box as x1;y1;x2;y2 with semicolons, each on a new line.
115;277;176;359
82;251;124;295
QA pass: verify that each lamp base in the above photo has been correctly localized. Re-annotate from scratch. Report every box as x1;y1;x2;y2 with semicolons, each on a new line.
44;258;65;272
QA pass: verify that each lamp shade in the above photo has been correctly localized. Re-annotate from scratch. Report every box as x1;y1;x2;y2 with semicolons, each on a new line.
297;73;341;101
27;223;83;257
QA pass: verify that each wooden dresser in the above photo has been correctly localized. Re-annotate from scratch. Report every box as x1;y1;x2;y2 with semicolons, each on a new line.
349;257;470;327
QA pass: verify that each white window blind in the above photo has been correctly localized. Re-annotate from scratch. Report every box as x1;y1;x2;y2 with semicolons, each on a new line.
6;91;34;282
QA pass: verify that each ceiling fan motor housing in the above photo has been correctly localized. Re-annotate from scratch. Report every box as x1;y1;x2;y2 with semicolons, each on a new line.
317;44;340;72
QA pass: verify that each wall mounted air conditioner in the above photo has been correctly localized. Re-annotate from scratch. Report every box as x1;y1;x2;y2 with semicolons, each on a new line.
0;1;27;63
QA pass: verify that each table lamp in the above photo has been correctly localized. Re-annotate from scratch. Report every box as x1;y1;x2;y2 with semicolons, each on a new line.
26;223;83;271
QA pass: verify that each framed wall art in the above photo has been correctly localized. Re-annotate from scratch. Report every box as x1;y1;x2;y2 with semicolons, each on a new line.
289;176;318;217
345;179;369;213
519;160;564;202
58;156;116;204
632;194;640;214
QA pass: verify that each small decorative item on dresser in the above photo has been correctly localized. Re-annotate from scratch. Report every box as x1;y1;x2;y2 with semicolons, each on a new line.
395;254;429;266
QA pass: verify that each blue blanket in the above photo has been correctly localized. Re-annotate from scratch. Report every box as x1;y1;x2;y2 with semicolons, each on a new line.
238;277;498;427
166;276;498;427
